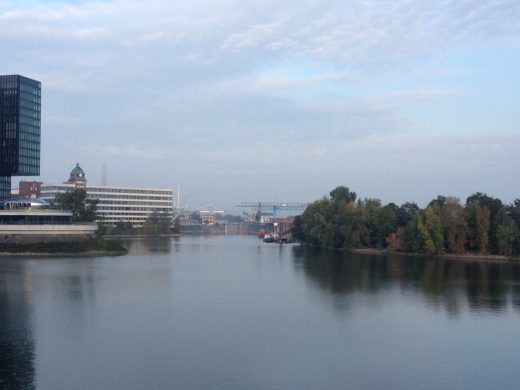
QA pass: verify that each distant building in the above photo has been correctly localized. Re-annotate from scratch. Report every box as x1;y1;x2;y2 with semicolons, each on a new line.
41;164;173;227
0;75;41;201
200;212;215;225
17;181;43;198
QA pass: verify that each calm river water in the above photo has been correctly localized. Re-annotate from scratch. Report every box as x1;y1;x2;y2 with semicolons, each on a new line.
1;235;520;389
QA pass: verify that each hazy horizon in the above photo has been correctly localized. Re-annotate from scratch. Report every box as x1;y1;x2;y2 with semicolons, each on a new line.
2;0;519;212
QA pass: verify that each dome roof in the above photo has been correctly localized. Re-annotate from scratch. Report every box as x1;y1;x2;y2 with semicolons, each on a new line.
69;163;86;182
71;163;84;176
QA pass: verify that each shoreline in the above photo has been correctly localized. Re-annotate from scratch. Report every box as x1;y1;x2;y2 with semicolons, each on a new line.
0;237;128;258
350;247;516;262
0;250;127;258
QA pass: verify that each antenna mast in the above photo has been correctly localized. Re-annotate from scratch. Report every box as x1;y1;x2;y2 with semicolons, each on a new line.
102;163;107;186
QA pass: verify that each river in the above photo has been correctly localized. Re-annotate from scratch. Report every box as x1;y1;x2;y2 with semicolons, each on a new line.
1;235;520;389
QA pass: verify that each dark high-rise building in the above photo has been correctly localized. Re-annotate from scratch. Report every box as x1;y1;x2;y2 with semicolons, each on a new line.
0;75;41;201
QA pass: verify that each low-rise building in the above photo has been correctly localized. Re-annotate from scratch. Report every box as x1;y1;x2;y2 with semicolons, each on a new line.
41;164;173;227
0;198;98;243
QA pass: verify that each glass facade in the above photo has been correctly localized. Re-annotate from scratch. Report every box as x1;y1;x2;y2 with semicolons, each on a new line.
0;176;11;201
0;75;41;200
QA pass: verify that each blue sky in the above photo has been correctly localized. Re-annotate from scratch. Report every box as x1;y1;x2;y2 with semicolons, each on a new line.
1;0;519;211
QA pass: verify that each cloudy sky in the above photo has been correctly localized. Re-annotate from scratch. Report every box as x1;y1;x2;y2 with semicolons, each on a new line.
2;0;519;211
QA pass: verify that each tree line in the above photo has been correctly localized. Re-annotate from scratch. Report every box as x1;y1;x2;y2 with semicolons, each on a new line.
292;186;520;256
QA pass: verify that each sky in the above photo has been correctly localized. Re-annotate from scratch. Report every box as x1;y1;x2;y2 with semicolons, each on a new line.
1;0;519;212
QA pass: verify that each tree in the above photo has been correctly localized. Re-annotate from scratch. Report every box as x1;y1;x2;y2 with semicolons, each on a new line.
465;204;491;254
439;197;467;253
142;212;171;235
54;188;98;222
396;202;419;227
172;217;181;234
406;205;443;254
466;193;503;253
496;217;516;256
375;204;397;248
509;199;520;255
329;186;357;203
387;227;407;251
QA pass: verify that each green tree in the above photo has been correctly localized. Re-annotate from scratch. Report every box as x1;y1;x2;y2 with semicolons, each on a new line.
509;199;520;255
54;188;98;222
406;205;443;254
466;193;503;253
375;204;397;248
172;217;181;234
329;186;357;203
496;219;516;256
465;204;491;254
396;202;419;227
142;212;171;235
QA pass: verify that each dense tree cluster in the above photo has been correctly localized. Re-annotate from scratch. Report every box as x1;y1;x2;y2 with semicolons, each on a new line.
292;186;520;256
141;211;172;235
53;188;98;222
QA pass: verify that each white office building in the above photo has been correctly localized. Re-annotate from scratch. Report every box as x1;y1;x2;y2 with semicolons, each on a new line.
41;164;173;227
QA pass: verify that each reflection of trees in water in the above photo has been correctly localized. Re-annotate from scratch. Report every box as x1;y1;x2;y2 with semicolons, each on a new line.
293;246;520;316
123;237;172;255
0;262;35;389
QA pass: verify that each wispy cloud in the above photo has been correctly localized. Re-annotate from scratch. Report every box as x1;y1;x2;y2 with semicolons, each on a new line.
384;88;460;101
86;145;171;160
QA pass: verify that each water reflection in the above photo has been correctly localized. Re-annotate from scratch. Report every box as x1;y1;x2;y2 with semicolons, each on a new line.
0;260;35;390
293;246;520;316
123;237;172;255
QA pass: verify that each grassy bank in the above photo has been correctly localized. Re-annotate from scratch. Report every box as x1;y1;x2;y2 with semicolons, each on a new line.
0;238;128;257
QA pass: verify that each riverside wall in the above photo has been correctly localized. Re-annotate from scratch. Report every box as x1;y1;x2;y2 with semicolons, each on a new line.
0;224;97;244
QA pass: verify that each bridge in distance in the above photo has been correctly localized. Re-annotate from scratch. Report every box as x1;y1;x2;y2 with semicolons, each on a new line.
238;202;309;217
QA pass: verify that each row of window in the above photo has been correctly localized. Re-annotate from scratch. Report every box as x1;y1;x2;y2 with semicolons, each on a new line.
19;83;41;96
98;211;172;216
2;122;16;131
15;164;39;175
20;107;41;119
93;196;172;202
88;187;172;195
2;130;16;139
42;186;171;196
20;123;40;134
97;206;172;211
19;148;39;158
19;132;40;143
19;140;40;150
19;116;40;127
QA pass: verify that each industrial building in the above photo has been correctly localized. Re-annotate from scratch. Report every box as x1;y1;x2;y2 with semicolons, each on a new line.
40;164;173;227
0;75;41;201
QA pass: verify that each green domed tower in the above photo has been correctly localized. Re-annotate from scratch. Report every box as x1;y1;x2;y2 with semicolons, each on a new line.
66;163;87;188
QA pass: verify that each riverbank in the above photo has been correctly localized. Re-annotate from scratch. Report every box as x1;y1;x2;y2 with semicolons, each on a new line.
351;247;517;262
0;238;128;257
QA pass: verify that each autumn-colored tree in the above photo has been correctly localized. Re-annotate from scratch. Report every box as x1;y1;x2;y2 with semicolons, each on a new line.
439;197;467;253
